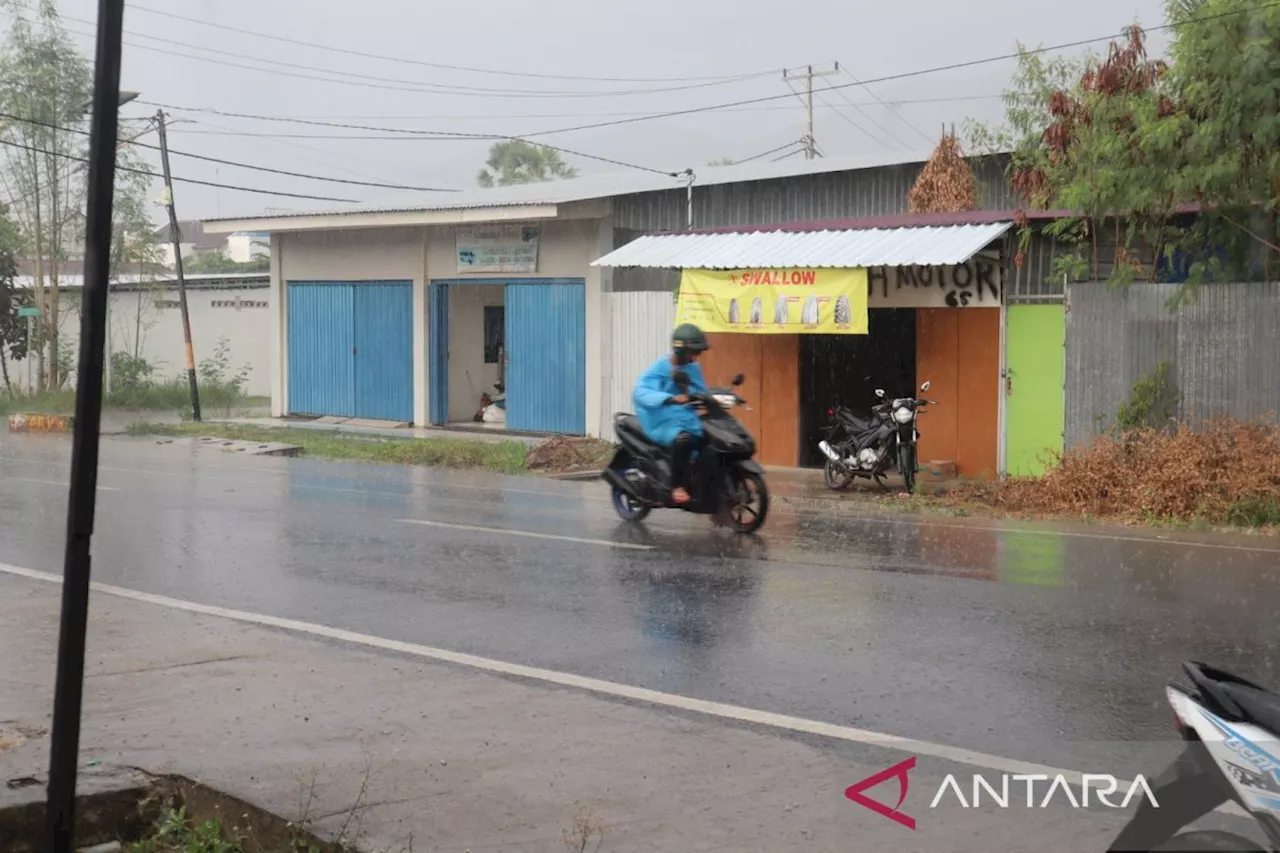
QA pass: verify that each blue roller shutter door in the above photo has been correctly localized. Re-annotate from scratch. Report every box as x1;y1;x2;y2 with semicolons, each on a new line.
287;280;413;422
354;282;414;422
505;281;585;434
288;282;355;417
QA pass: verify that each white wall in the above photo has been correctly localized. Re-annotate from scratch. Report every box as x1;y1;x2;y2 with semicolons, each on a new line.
446;284;504;421
9;286;272;398
600;291;677;438
269;217;607;428
274;226;428;420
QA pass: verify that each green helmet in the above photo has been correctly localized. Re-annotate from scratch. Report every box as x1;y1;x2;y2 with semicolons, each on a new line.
671;323;709;353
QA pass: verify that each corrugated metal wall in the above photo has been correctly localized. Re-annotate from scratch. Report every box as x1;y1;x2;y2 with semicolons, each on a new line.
506;281;586;434
600;291;677;436
1065;282;1280;446
353;282;414;422
287;282;355;417
612;156;1014;232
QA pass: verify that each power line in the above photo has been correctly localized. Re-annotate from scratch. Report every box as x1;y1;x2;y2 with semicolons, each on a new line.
838;66;936;146
43;10;769;100
139;102;682;178
819;80;912;150
0;138;361;203
810;87;890;150
127;3;778;85
490;0;1280;140
732;140;808;165
160;95;1006;125
0;110;458;192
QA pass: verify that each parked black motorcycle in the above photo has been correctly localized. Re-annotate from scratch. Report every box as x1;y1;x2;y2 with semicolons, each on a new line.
818;381;936;494
602;373;769;534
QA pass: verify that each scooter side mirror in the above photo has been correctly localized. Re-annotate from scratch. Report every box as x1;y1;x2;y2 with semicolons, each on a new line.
731;374;745;387
875;389;886;398
921;381;931;392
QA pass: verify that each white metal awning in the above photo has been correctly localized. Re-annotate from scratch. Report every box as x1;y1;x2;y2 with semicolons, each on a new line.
591;222;1013;269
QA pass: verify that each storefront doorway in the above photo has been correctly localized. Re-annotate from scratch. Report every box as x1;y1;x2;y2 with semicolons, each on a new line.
798;308;916;467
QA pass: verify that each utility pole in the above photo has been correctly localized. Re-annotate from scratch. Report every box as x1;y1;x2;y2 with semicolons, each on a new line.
154;109;201;421
783;63;840;159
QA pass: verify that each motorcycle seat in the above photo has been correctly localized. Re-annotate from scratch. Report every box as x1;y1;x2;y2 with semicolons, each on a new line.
614;413;661;449
1220;682;1280;734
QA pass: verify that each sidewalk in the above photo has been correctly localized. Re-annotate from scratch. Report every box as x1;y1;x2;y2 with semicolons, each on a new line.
212;416;544;446
0;572;1152;852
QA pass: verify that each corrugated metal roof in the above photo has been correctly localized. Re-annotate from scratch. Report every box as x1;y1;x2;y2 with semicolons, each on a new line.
203;149;953;226
591;222;1013;269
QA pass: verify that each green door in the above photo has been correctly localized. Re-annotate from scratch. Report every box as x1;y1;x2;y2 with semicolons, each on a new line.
1005;304;1065;476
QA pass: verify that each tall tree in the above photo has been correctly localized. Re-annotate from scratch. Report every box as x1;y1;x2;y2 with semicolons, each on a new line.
0;205;25;393
476;140;579;188
968;0;1280;292
0;0;155;389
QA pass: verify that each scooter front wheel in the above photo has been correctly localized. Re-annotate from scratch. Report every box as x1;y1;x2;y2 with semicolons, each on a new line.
728;470;769;534
611;483;652;522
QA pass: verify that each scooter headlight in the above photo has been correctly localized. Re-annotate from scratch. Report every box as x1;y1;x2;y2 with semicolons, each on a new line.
713;394;737;409
893;406;914;424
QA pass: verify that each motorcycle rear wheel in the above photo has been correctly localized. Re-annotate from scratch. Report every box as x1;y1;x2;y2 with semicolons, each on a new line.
728;471;769;534
1150;830;1267;851
611;479;652;523
823;458;854;490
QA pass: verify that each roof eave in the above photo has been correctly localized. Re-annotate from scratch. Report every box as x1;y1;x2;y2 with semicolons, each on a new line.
204;203;561;234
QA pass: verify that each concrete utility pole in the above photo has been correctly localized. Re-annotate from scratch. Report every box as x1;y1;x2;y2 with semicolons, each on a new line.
783;63;840;159
154;109;201;421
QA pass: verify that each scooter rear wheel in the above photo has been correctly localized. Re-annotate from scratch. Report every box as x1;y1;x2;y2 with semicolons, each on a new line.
611;481;651;522
728;471;769;534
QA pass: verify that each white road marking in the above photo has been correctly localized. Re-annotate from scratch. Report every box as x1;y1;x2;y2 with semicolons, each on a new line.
3;476;121;492
0;559;1246;822
395;518;653;550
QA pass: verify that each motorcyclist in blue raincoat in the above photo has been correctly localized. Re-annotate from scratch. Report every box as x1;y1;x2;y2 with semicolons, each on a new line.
633;323;710;504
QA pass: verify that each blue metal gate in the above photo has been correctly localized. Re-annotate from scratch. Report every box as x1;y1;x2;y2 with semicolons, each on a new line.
428;283;449;425
288;282;355;417
505;280;586;434
354;282;414;422
287;280;413;422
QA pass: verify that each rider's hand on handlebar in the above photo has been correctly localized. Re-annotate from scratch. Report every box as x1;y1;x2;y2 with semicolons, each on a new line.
669;394;690;405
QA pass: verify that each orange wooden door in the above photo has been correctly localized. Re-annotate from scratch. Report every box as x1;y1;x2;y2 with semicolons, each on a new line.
760;335;800;467
915;309;960;466
915;308;999;478
698;333;799;467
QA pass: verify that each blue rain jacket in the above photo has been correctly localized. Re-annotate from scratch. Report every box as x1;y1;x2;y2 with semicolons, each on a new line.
633;355;706;447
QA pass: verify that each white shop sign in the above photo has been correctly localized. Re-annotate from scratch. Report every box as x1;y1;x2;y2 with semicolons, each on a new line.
456;224;540;274
867;253;1002;308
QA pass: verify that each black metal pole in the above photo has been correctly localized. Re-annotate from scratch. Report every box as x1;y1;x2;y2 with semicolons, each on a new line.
154;110;201;421
45;0;126;850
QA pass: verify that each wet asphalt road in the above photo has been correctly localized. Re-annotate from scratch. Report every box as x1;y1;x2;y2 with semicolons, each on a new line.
2;432;1278;776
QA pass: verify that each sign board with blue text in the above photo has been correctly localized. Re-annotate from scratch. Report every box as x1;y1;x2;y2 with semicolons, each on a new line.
456;224;540;274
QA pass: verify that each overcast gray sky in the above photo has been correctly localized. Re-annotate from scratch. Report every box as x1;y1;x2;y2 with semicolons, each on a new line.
41;0;1169;220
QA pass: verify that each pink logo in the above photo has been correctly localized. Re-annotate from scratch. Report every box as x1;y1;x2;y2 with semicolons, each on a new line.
845;756;916;830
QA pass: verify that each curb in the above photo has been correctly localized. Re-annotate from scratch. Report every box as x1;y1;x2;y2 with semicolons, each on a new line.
7;412;74;433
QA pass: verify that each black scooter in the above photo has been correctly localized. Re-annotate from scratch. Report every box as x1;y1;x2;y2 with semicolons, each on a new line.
602;373;770;535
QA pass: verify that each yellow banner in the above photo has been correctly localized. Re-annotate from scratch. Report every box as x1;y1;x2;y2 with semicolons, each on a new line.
676;268;868;335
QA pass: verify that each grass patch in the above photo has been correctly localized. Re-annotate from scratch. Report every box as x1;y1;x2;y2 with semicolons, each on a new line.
0;388;267;417
129;422;531;474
